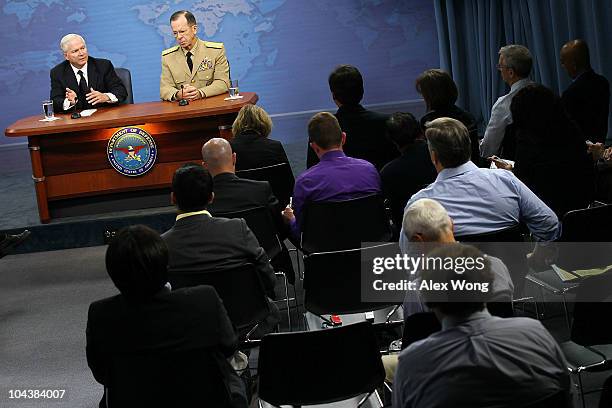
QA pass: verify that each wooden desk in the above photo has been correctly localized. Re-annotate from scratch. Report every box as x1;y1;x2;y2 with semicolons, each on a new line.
5;93;258;223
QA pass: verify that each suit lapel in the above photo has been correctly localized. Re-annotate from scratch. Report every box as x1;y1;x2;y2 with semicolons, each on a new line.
87;58;98;91
64;62;79;93
189;40;205;82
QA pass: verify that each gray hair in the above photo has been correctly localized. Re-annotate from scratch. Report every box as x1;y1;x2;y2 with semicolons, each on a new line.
60;34;86;52
425;117;471;168
499;44;532;78
402;199;452;242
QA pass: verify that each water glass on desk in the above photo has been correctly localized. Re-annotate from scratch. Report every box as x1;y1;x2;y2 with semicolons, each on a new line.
229;79;239;98
42;100;54;120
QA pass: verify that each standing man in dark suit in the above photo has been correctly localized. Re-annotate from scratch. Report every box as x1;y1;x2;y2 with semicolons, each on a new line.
86;225;247;408
560;39;610;143
50;34;127;113
306;65;398;170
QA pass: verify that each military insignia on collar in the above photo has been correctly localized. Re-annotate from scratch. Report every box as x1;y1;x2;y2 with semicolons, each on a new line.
199;57;213;71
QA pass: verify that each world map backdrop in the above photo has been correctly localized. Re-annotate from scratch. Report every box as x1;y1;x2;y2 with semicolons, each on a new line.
0;0;438;145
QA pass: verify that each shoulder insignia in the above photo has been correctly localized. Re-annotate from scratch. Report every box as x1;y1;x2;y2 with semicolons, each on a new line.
203;41;224;49
161;45;180;56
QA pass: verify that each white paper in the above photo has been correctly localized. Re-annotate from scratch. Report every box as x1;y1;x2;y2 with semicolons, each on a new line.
80;109;97;117
224;95;244;101
39;116;61;122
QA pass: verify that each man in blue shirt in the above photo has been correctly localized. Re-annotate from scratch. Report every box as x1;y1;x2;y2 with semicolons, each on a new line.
282;112;381;239
399;117;560;254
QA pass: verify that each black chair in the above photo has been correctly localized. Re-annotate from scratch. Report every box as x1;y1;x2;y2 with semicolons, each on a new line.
114;68;133;104
235;162;295;208
257;321;385;407
300;194;392;254
105;348;231;408
600;374;612;408
560;271;612;408
521;390;572;408
560;203;612;243
169;264;271;340
303;243;398;318
456;224;528;297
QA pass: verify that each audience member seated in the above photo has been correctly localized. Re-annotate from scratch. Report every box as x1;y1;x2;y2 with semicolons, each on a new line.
392;243;571;408
161;164;278;311
306;65;398;170
86;225;247;408
560;39;610;144
416;69;482;166
230;104;294;173
399;117;560;254
202;138;294;280
502;84;594;217
401;198;513;318
380;112;436;232
0;230;30;258
480;44;533;158
283;112;381;240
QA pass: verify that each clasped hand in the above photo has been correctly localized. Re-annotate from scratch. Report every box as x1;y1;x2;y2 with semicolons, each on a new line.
178;84;202;101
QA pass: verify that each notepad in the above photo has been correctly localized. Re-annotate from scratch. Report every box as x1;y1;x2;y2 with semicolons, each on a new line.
80;109;97;117
552;264;612;282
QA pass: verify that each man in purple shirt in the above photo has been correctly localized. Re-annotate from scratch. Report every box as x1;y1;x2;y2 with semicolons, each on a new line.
282;112;381;239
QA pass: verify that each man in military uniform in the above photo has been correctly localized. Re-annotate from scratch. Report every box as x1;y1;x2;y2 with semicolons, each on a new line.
160;10;230;101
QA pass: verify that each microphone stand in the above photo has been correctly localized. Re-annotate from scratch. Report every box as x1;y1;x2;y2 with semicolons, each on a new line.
178;84;189;106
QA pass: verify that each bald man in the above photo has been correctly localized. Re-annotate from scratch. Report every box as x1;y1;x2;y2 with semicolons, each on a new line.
560;39;610;143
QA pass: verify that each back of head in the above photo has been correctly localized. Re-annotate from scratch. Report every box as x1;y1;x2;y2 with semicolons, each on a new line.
105;225;169;300
170;10;196;25
402;198;453;242
201;138;234;175
561;39;591;73
425;117;471;168
328;65;364;106
499;44;533;78
171;163;213;212
232;104;273;138
386;112;422;149
420;243;494;316
415;69;458;111
308;112;343;149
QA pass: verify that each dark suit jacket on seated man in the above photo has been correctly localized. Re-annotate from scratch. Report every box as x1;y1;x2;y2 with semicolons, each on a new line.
86;225;247;408
284;112;381;239
560;39;610;144
306;65;397;171
393;244;571;408
161;164;277;301
50;34;127;113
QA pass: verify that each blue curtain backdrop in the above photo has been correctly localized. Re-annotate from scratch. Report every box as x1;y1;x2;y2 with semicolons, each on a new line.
434;0;612;141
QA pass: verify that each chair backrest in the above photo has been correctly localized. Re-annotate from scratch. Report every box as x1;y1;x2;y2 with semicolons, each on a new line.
520;390;572;408
106;348;230;407
300;194;392;254
303;244;397;315
215;206;282;259
235;162;294;208
258;321;385;406
560;204;612;242
570;270;612;346
169;264;270;335
114;68;133;104
456;224;527;296
600;374;612;408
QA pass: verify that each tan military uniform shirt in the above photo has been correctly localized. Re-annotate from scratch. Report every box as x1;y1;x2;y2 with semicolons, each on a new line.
160;38;230;101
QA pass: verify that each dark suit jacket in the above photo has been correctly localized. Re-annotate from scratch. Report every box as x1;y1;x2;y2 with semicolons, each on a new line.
561;70;610;143
380;141;437;229
307;104;398;170
231;131;292;171
86;285;246;407
161;214;276;297
50;57;127;112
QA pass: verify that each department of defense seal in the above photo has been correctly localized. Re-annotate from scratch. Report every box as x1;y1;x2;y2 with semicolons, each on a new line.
107;127;157;177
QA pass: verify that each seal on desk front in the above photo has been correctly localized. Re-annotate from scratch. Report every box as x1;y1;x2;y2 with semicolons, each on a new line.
107;127;157;177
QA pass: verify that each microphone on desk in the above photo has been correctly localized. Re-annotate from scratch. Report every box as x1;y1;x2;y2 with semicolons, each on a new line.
178;85;189;106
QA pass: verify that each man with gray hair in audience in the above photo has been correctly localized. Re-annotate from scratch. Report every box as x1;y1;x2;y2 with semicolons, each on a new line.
480;44;533;158
401;198;514;317
50;33;127;113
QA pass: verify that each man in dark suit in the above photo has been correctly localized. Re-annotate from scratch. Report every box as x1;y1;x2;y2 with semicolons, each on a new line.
380;113;436;233
161;163;277;300
86;225;247;408
50;34;127;113
306;65;398;170
560;39;610;143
